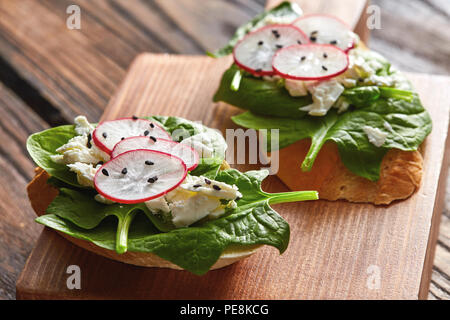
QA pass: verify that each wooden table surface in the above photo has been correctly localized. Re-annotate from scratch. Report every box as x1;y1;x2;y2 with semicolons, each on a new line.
0;0;448;300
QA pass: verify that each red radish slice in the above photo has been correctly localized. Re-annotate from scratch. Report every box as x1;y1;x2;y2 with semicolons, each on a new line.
292;14;356;51
272;44;349;80
233;24;309;76
93;117;171;154
94;149;187;204
111;136;199;171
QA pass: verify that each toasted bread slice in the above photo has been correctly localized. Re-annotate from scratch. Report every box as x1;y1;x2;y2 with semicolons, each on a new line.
274;140;423;205
27;167;261;270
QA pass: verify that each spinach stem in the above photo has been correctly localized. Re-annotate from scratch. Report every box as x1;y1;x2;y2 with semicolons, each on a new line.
230;69;243;91
269;190;319;204
379;87;413;101
116;211;137;254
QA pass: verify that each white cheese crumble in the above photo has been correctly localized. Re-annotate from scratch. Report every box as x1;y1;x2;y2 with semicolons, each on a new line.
300;80;344;116
363;126;388;147
66;162;99;188
145;175;242;228
94;194;116;205
50;116;109;165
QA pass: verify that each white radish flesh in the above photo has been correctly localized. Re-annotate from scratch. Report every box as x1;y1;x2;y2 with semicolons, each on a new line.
233;24;309;76
292;14;356;51
94;150;187;204
111;136;199;171
272;44;349;80
93;117;171;154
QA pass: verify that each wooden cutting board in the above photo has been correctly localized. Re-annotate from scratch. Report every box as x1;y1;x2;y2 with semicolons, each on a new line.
16;1;450;300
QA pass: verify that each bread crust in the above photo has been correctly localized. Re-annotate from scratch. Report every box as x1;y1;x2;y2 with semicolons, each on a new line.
275;140;423;205
27;168;261;270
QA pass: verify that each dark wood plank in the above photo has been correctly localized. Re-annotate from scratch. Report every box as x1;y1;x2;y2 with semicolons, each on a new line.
371;0;450;75
0;84;48;300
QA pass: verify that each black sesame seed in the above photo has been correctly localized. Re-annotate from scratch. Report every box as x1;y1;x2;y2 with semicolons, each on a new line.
258;40;264;46
275;44;283;49
301;56;306;61
330;40;338;45
145;160;154;165
147;176;158;184
271;29;278;35
274;33;280;39
121;168;127;174
144;130;149;136
132;115;138;120
297;40;302;44
97;161;104;166
87;133;92;148
102;132;107;139
205;178;211;185
311;30;318;35
322;65;328;71
213;185;221;191
149;136;157;142
150;123;155;128
121;137;125;140
102;168;109;176
193;184;201;188
323;53;328;58
310;36;317;42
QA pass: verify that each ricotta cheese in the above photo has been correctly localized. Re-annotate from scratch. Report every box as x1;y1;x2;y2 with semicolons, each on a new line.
145;175;242;228
50;116;109;165
66;162;99;188
362;126;388;147
300;80;344;116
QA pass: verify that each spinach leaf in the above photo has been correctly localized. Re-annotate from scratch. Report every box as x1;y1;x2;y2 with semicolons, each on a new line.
208;1;303;58
214;64;310;118
232;87;432;181
26;125;83;187
190;157;224;179
47;188;174;253
37;169;318;275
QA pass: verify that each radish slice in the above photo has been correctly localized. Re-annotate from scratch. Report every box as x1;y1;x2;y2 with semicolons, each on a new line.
233;24;309;76
292;14;356;51
93;117;171;154
272;44;349;80
111;136;199;171
94;149;187;204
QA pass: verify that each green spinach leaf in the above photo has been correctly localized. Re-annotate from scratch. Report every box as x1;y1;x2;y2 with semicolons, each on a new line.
232;87;432;181
37;169;318;275
47;188;174;253
214;64;310;118
26;125;82;187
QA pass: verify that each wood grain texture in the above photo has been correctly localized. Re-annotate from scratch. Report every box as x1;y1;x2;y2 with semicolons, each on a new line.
16;54;450;299
0;0;447;300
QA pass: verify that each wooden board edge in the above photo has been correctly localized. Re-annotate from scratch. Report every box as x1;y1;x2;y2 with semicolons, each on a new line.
418;118;450;299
